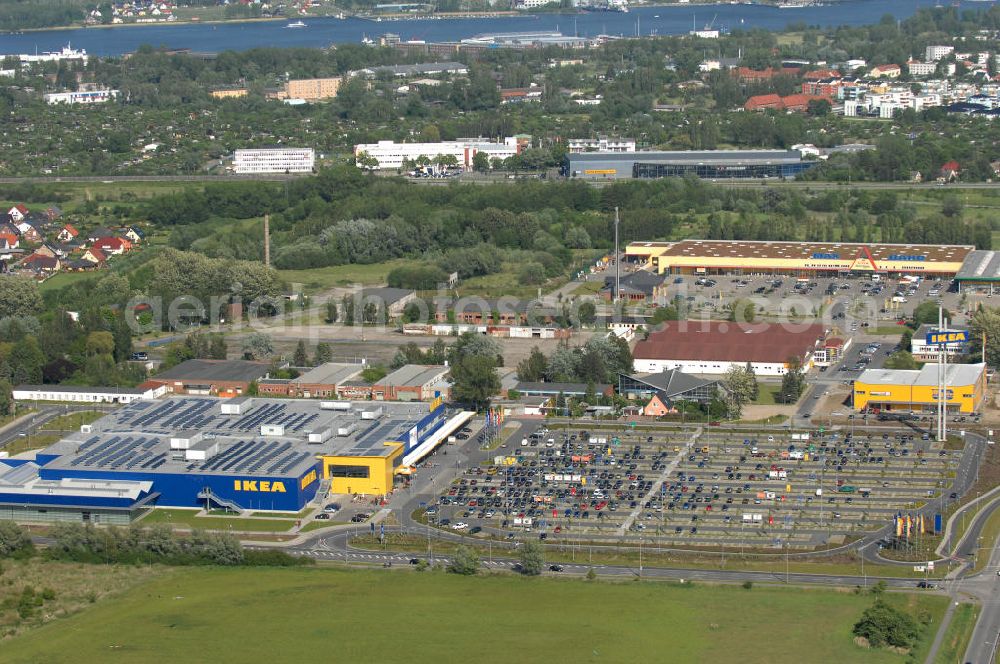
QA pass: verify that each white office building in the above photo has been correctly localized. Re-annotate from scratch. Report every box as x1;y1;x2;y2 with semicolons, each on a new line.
233;148;316;174
567;137;637;153
926;45;954;62
44;90;119;105
354;138;521;170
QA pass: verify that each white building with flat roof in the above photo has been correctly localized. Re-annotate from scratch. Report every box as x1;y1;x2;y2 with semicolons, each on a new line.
926;45;954;61
233;148;315;174
567;137;636;153
44;90;119;105
354;138;521;170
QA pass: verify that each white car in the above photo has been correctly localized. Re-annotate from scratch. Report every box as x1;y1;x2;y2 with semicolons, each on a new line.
451;522;469;530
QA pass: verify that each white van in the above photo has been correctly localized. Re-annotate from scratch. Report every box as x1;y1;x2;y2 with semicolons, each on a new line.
871;274;881;282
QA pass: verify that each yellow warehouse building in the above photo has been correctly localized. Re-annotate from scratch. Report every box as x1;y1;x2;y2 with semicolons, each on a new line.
626;240;973;277
321;443;405;496
853;363;987;414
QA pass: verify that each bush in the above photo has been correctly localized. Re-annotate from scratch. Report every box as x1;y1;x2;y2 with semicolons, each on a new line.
387;264;448;291
742;581;753;590
447;545;479;575
853;599;919;649
0;521;33;558
518;540;544;576
585;568;597;581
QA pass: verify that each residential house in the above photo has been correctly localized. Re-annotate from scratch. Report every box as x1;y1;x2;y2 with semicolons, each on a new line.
92;236;132;255
81;246;108;265
868;64;902;78
21;253;60;275
122;225;145;244
500;87;543;104
86;227;115;243
7;204;28;222
44;206;63;221
940;160;960;181
643;394;672;417
744;94;783;111
57;224;79;242
15;221;42;243
0;230;18;250
63;258;102;272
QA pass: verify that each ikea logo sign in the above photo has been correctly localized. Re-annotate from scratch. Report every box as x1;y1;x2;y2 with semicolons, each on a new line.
233;480;286;493
926;331;968;345
300;470;317;490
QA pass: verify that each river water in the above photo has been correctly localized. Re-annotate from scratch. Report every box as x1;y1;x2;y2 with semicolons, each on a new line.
0;0;992;56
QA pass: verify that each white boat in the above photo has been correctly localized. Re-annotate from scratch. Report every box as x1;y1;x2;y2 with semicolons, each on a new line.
286;20;307;28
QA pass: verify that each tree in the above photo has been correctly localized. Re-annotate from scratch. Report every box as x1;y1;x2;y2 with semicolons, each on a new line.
778;356;806;404
517;347;548;382
472;151;490;173
325;300;338;324
518;540;544;576
912;301;950;327
355;150;379;171
85;331;115;357
650;305;680;325
722;365;756;419
744;362;759;401
447;545;479;575
807;98;831;116
852;599;919;649
242;332;273;360
361;365;388;383
293;339;309;367
578;301;596;325
884;350;919;369
0;521;32;557
941;195;963;218
209;334;227;360
341;295;356;325
314;342;333;365
969;307;1000;366
450;355;500;410
0;277;42;319
0;379;12;416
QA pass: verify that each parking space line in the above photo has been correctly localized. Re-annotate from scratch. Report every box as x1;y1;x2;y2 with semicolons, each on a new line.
618;427;702;536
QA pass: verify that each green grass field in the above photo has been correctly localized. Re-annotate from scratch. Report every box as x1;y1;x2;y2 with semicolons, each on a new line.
139;509;295;533
277;259;415;292
934;603;979;664
0;567;947;664
751;384;781;405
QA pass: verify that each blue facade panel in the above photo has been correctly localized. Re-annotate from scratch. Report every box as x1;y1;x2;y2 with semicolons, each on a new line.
39;463;321;512
409;403;447;452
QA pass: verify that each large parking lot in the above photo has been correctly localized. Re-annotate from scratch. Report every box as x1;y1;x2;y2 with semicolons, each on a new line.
428;425;964;551
656;272;966;326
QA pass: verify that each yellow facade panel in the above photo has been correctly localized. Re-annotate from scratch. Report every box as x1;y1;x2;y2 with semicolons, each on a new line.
853;370;985;414
321;442;404;496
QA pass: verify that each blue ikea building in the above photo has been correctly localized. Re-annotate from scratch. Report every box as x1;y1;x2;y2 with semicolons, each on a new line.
29;396;452;514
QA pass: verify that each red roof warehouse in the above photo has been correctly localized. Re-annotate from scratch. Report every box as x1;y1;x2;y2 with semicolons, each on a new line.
633;321;827;376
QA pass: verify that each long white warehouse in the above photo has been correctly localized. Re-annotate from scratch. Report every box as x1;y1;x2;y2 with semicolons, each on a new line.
354;138;522;170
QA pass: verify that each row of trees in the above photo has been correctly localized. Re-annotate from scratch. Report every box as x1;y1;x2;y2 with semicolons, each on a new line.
516;336;634;386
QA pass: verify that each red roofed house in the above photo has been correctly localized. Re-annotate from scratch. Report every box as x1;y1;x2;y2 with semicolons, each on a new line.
92;236;133;255
7;204;28;222
643;394;672;417
803;68;841;81
56;224;79;242
735;67;778;82
940;160;960;181
780;93;830;113
81;246;108;264
0;231;18;250
801;79;844;96
21;253;60;275
745;94;783;111
745;93;831;113
633;321;828;376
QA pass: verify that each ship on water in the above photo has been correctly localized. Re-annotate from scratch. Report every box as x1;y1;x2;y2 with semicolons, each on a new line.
286;20;308;28
579;0;629;13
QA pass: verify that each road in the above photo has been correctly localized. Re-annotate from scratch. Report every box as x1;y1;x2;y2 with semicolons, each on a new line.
7;173;1000;192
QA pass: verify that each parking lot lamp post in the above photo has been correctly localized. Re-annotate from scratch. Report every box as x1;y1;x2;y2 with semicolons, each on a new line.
785;541;789;584
639;537;643;578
